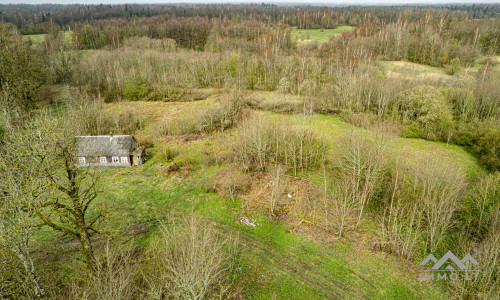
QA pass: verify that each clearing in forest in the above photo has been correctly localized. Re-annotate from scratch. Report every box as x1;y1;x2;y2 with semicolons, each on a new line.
291;26;355;44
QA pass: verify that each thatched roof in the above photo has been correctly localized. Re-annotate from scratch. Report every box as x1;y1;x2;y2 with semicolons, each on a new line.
75;135;137;157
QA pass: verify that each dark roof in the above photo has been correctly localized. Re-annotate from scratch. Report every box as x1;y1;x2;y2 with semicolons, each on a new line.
75;135;137;157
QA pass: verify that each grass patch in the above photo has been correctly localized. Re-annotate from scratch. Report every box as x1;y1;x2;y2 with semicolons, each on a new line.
23;31;73;45
94;161;446;299
376;60;451;81
259;111;480;174
291;26;355;44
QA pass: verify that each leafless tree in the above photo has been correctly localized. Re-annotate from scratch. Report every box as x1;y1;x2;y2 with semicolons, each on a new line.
144;216;240;299
269;165;284;217
0;139;47;298
3;116;102;271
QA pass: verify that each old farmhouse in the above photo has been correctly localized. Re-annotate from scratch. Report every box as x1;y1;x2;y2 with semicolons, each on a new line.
75;134;145;167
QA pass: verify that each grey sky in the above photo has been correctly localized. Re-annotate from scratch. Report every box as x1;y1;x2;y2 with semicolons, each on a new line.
1;0;499;4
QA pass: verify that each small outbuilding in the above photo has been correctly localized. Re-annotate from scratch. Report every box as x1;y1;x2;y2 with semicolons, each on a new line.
75;134;145;167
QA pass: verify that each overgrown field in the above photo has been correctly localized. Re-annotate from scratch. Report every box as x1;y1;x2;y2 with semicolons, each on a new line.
1;3;499;299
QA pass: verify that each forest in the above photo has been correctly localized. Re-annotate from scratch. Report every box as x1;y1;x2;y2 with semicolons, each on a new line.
0;3;499;299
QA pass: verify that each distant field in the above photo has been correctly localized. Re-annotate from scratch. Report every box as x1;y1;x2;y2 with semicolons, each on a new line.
23;31;72;45
291;26;355;44
23;33;46;44
377;57;500;81
377;60;451;81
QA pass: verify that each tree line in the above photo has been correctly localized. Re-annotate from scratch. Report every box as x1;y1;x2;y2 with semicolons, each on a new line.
2;3;499;34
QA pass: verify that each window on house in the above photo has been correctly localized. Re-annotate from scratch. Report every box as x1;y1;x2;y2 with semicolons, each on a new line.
121;157;128;164
112;156;119;163
100;157;107;164
78;157;86;164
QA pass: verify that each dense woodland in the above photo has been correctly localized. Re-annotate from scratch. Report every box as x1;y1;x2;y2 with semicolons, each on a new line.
0;3;499;299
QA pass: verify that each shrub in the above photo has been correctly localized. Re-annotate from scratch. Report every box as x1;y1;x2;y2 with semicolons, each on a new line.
460;172;500;241
377;156;466;259
329;129;392;229
473;127;500;171
454;118;500;171
162;146;179;161
234;114;328;174
245;93;304;114
123;76;149;101
122;37;176;52
0;25;45;110
450;172;500;299
444;57;463;75
143;216;240;299
378;156;466;257
71;101;144;135
213;167;252;201
399;85;454;141
0;246;39;299
67;242;137;300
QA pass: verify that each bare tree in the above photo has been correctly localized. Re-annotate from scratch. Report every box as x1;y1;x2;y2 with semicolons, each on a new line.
0;144;46;298
144;216;240;299
5;116;102;271
411;158;465;253
68;240;136;300
329;175;357;237
333;129;390;226
378;164;424;259
269;165;284;217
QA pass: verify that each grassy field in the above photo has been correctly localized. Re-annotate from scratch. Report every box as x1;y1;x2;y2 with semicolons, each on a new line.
291;26;355;44
376;60;452;81
377;56;500;80
23;31;72;45
259;111;480;174
91;151;447;299
97;96;481;175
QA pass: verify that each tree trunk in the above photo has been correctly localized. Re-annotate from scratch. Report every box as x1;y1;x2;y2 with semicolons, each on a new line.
76;208;95;271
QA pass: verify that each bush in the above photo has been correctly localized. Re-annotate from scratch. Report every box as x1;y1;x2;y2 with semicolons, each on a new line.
450;172;500;299
329;129;392;230
460;172;500;240
0;25;45;110
67;242;137;300
377;156;466;259
473;127;500;171
454;119;500;171
213;167;252;201
122;37;176;52
123;76;149;101
0;246;39;299
143;216;241;299
71;101;144;135
234;114;328;174
399;85;454;141
444;57;463;75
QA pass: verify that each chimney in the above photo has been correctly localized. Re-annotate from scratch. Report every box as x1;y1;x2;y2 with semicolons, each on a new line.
110;132;113;141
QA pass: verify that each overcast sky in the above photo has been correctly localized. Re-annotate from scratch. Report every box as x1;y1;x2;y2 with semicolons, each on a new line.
1;0;499;4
